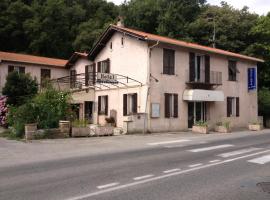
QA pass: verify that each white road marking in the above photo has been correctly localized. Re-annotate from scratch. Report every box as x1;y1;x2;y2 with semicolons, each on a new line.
66;149;270;200
97;182;119;189
164;145;184;148
147;139;191;146
189;163;202;168
163;168;181;173
248;154;270;164
218;147;262;158
209;159;221;163
133;174;154;180
188;144;234;152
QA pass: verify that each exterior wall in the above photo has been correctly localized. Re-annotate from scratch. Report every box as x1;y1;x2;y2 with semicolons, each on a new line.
149;45;258;132
70;58;92;74
0;61;69;94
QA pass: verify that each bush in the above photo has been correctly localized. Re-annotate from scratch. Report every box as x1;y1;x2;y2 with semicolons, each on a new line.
0;96;8;127
2;72;38;106
72;119;88;128
194;120;208;127
258;88;270;118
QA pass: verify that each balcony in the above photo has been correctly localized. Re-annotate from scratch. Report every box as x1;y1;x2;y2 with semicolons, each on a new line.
185;69;222;89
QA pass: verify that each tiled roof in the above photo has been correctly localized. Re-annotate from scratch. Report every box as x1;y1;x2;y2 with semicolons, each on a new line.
110;25;264;63
0;51;68;67
66;52;89;68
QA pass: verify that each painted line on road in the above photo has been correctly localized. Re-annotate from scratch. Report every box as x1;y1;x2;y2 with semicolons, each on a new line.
66;149;270;200
133;174;154;181
188;144;234;152
147;140;191;146
189;163;202;168
163;168;181;173
248;154;270;164
218;147;262;158
209;159;221;163
97;182;119;189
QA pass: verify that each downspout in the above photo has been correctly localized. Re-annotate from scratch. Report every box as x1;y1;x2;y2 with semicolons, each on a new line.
143;40;159;134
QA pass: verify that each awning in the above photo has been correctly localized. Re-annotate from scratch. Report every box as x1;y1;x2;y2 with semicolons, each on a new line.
183;89;224;102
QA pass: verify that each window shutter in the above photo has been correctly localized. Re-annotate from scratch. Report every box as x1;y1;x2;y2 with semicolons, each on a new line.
227;97;231;117
85;65;89;86
8;65;14;73
105;95;108;115
98;96;101;115
205;55;210;83
189;52;195;82
236;97;239;117
97;62;101;72
107;59;110;73
93;63;96;85
123;94;127;116
19;67;25;74
173;94;178;118
170;50;175;75
165;93;170;118
163;49;169;74
132;93;138;113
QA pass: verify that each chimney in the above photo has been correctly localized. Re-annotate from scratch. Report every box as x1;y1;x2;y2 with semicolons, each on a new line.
117;16;124;27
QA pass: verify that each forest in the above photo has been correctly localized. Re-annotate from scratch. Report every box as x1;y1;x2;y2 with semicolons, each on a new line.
0;0;270;116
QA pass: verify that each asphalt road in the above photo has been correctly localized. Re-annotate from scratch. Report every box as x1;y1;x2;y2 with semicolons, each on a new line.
1;132;270;200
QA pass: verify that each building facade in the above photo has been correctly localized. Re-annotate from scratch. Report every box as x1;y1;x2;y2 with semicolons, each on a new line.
0;51;69;94
61;25;263;133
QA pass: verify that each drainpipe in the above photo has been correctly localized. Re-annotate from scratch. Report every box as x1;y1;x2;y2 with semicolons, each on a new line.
143;40;159;134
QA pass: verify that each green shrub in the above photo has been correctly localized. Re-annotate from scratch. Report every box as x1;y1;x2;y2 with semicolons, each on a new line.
194;120;208;127
72;119;88;128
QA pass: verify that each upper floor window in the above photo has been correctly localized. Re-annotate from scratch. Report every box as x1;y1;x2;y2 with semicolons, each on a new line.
228;60;238;81
8;65;25;74
164;93;178;118
121;37;124;46
97;59;110;73
163;49;175;75
110;42;113;50
227;97;239;117
70;70;76;88
40;69;51;87
98;95;108;115
123;93;137;116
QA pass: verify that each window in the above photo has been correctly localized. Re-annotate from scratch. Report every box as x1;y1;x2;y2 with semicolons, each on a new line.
110;42;113;50
41;69;51;86
163;49;175;75
123;93;137;116
97;59;110;73
70;70;76;88
227;97;239;117
228;60;238;81
8;65;25;74
121;37;124;46
164;93;178;118
98;95;108;115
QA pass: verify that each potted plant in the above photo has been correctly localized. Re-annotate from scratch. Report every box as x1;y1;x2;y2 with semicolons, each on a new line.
215;121;231;133
192;120;209;134
105;116;116;127
248;120;263;131
71;119;90;137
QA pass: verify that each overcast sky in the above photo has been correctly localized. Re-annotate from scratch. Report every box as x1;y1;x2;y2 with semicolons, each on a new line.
108;0;270;15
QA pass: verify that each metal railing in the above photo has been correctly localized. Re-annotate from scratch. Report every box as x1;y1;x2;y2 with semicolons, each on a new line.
185;69;222;85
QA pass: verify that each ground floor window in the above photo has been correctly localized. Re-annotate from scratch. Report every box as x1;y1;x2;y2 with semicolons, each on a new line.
123;93;137;116
188;102;207;128
227;97;239;117
98;95;108;115
164;93;178;118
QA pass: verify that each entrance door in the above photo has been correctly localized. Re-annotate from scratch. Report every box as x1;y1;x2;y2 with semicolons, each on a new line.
84;101;93;123
188;102;207;128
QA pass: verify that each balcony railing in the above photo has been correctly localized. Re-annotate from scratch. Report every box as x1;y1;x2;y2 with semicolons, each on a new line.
185;69;222;86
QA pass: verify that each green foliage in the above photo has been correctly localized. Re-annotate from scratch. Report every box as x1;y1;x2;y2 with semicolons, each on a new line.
216;121;230;129
194;120;208;127
72;119;88;128
258;88;270;117
2;72;38;106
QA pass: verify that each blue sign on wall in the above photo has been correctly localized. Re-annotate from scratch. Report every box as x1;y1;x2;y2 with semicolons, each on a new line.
248;68;256;91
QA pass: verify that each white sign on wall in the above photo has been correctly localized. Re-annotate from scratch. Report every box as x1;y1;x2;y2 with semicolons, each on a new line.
151;103;160;118
97;73;118;84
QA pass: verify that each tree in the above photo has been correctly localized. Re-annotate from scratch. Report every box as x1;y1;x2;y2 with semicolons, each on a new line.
2;72;38;106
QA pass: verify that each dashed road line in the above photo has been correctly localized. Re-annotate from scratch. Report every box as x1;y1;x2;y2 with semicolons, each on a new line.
248;154;270;164
188;144;234;152
133;174;154;181
66;149;270;200
209;159;221;163
97;182;119;189
189;163;203;168
147;140;191;146
218;147;262;158
163;168;181;173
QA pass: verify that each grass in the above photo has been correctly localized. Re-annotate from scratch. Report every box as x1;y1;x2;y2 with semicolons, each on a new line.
0;129;22;141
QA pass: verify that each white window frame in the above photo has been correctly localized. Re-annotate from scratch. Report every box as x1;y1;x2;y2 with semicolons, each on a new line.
100;96;107;114
127;94;136;115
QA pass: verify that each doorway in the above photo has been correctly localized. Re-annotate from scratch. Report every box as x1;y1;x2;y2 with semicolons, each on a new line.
84;101;93;123
188;102;207;128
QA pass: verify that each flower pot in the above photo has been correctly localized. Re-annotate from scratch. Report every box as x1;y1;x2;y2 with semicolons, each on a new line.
215;126;231;133
59;120;70;137
192;125;209;134
248;124;262;131
25;123;37;140
71;127;90;137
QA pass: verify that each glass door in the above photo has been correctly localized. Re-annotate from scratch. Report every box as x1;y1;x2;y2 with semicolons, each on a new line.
188;102;207;128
